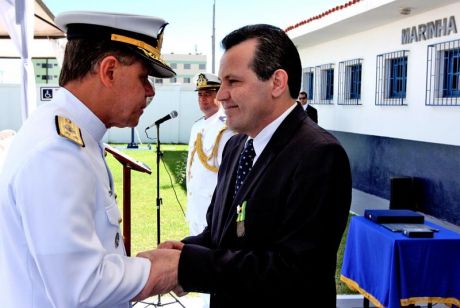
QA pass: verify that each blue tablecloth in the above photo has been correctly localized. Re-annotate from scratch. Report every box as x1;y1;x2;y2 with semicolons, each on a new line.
341;216;460;308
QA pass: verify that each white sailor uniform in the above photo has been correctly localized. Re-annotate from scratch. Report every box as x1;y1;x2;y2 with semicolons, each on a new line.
186;109;234;236
0;88;150;307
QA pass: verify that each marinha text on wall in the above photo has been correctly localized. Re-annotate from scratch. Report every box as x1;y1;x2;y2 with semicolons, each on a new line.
401;16;457;44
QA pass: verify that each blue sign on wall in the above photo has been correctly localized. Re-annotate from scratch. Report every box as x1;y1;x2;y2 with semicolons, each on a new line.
40;87;59;101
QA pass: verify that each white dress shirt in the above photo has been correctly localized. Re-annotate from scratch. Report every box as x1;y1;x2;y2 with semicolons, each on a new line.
250;103;297;165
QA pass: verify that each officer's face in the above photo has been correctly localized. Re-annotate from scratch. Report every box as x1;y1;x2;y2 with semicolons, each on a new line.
198;90;220;119
109;60;154;128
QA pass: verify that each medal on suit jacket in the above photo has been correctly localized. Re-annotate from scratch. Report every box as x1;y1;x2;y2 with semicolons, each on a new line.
236;201;247;237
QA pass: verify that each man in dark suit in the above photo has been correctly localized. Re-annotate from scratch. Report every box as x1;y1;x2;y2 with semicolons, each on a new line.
298;90;318;123
155;24;352;307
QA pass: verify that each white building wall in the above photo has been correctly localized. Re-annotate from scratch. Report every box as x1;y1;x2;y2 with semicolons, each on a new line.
297;2;460;146
0;83;202;144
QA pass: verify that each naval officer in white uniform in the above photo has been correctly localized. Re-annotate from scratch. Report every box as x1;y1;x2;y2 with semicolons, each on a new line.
185;73;234;308
0;11;179;307
186;73;235;237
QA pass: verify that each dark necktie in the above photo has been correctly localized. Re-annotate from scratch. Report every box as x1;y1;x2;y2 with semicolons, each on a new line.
234;139;255;197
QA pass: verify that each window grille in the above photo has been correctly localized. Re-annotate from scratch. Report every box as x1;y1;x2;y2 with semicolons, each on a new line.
32;58;59;84
315;63;334;104
301;67;314;102
338;59;362;105
375;50;409;106
426;39;460;106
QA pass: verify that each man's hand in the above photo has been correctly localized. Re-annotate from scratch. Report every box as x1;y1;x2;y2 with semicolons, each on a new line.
158;240;184;250
133;248;181;300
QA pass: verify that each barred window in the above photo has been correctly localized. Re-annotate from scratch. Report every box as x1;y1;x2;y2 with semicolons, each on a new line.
301;67;314;101
375;50;409;106
426;39;460;106
315;63;334;104
338;59;362;105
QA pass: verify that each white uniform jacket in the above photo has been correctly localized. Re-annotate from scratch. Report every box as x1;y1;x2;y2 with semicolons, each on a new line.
0;89;150;308
186;109;235;235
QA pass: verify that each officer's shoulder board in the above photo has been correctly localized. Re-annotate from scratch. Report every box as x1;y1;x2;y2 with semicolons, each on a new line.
55;115;85;147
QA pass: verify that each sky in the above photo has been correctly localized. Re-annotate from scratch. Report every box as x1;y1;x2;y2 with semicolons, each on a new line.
43;0;346;71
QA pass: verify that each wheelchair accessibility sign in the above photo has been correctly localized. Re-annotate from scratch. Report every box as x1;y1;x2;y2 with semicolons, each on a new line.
40;87;60;101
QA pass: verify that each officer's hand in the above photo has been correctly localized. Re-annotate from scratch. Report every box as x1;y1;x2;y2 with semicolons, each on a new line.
134;248;180;299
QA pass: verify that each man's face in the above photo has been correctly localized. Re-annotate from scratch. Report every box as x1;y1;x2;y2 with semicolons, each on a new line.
198;89;220;119
298;93;307;105
108;60;155;128
217;39;273;137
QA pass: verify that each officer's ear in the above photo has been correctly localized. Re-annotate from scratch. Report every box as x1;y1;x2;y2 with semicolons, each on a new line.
98;55;117;87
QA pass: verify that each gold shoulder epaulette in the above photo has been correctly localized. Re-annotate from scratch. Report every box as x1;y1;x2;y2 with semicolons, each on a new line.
55;115;85;147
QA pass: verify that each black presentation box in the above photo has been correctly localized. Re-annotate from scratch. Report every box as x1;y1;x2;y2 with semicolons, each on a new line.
364;209;424;224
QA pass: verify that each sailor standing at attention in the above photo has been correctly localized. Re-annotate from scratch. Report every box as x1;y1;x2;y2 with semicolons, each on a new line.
186;73;235;238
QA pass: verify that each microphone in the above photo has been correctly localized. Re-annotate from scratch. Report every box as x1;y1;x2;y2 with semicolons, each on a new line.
146;110;178;129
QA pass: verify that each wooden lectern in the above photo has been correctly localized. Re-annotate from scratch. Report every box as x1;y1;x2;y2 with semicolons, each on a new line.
104;144;151;256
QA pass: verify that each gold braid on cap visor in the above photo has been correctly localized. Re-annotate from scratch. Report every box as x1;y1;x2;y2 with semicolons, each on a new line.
111;33;169;66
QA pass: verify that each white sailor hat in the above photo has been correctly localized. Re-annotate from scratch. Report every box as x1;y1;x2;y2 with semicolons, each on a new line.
55;11;175;78
194;73;220;91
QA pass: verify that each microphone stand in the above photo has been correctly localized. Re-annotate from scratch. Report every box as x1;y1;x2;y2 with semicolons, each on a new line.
139;123;184;308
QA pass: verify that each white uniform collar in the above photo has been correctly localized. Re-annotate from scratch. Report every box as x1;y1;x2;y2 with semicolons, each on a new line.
56;88;107;142
203;107;225;123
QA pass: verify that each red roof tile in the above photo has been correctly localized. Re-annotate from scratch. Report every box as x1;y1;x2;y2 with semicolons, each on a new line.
285;0;361;33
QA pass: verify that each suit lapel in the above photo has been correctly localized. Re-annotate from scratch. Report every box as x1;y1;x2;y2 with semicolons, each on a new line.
217;105;307;243
214;137;245;242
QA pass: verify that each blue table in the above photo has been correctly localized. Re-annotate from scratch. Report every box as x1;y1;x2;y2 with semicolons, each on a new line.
341;216;460;308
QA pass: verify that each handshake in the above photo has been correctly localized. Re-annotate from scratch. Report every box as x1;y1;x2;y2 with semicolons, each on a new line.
133;240;186;301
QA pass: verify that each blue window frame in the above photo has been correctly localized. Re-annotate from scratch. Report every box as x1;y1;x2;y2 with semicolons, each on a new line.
338;59;362;105
306;72;314;100
376;50;408;105
442;48;460;98
426;40;460;106
315;64;334;104
350;64;362;99
388;57;407;99
301;68;315;102
325;69;334;100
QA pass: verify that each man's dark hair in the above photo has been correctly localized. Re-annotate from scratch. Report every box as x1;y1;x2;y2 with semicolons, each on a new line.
299;91;307;98
221;24;301;99
59;39;141;86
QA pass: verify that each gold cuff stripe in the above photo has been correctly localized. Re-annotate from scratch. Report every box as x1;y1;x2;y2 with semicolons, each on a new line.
111;34;160;58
